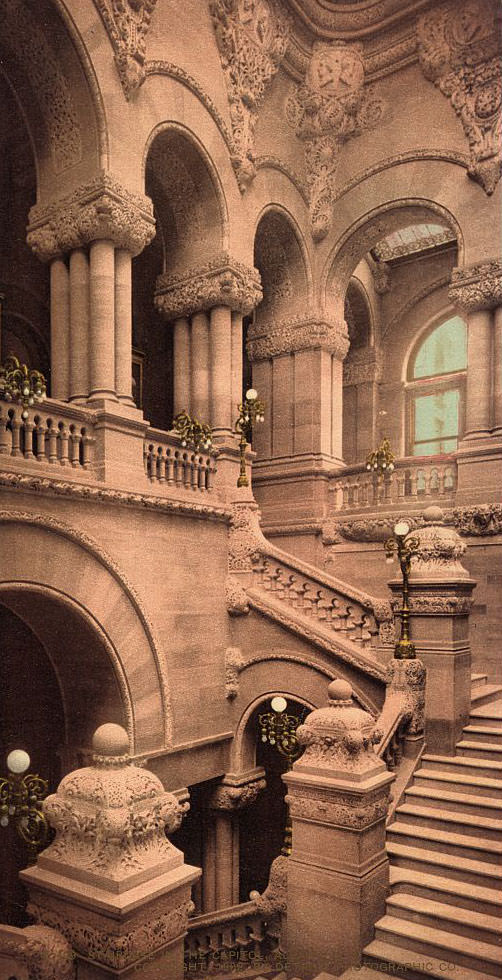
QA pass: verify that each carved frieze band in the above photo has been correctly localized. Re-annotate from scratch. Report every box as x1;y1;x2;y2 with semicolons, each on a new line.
209;0;291;192
449;258;502;312
27;174;156;261
155;254;263;319
247;314;350;360
93;0;159;99
417;0;502;195
324;504;502;543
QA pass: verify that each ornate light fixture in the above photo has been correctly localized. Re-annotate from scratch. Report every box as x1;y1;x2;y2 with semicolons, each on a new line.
0;354;47;419
0;749;49;861
235;388;265;488
258;697;307;857
366;438;395;479
385;521;420;660
172;410;213;451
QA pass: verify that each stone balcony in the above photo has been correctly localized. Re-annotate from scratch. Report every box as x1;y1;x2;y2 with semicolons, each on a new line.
329;454;458;517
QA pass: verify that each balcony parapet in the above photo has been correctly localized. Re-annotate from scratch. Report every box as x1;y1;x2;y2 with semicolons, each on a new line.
0;397;96;478
329;453;458;515
144;428;219;495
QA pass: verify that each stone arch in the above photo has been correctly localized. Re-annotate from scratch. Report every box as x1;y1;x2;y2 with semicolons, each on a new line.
253;206;312;323
1;0;105;203
345;278;373;350
0;512;172;755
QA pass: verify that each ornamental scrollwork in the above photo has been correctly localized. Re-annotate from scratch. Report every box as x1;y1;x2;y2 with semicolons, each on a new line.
286;41;384;240
93;0;159;99
417;0;502;194
210;0;291;191
155;254;262;320
452;502;502;535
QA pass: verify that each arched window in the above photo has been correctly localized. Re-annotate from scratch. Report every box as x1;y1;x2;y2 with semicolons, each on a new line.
407;316;467;456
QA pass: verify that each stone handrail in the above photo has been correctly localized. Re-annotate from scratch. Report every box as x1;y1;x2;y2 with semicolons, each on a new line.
144;428;218;492
0;397;95;473
0;923;74;980
375;696;411;772
184;901;282;978
330;454;457;513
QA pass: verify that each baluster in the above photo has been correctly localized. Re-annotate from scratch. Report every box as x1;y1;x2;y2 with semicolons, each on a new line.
166;448;174;485
396;470;406;500
69;426;79;467
300;583;314;615
317;592;331;622
0;407;10;455
182;452;190;487
82;431;93;470
46;419;57;463
342;484;350;510
143;442;149;475
174;451;182;485
330;597;341;630
197;455;205;490
190;454;197;490
23;415;35;459
409;469;418;498
156;447;165;483
261;560;273;591
58;421;69;465
10;410;21;457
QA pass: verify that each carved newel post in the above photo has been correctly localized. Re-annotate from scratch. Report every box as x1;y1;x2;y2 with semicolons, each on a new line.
389;506;476;755
283;679;393;980
20;724;200;980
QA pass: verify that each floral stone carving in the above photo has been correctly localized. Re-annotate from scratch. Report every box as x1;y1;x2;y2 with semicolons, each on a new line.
250;854;287;915
155;253;262;320
247;313;350;361
228;500;267;571
383;658;426;736
225;646;245;698
27;174;156;261
286;41;383;240
449;258;502;311
417;0;502;194
410;505;470;581
226;576;250;616
295;678;383;776
0;924;74;980
210;0;291;191
94;0;159;99
209;773;266;811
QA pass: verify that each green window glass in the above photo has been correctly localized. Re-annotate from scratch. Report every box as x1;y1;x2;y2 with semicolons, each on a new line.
413;316;467;379
409;316;467;457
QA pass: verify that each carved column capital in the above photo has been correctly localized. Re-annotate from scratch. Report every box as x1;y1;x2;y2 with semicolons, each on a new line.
247;313;350;361
417;0;502;194
155;253;262;320
209;771;266;811
209;0;291;191
449;258;502;312
27;174;156;261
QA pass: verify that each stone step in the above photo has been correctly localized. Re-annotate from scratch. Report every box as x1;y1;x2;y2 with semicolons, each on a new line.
387;821;502;864
395;802;502;840
470;685;502;709
340;968;393;980
404;784;502;819
363;938;492;980
414;768;502;799
421;753;502;780
463;725;502;745
457;739;502;762
386;892;502;946
389;865;502;918
373;915;502;977
386;841;502;890
469;705;502;729
471;673;489;694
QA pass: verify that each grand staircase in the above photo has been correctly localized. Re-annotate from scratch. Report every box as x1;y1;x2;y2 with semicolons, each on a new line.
361;673;502;980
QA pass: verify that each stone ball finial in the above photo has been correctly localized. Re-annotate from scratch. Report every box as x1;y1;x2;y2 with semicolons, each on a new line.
92;723;129;758
328;678;352;703
423;505;444;524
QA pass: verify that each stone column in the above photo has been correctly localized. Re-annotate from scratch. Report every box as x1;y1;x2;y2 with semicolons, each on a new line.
69;248;90;401
88;239;117;401
173;316;191;416
231;310;243;419
493;304;502;436
49;258;70;401
190;311;210;420
284;679;393;980
388;506;476;755
114;248;134;404
203;770;266;913
21;724;199;980
210;305;233;435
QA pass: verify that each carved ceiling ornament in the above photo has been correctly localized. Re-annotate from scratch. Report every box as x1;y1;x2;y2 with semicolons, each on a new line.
209;0;291;191
27;174;156;261
247;312;350;360
417;0;502;194
286;40;384;240
155;253;263;320
449;257;502;311
93;0;159;99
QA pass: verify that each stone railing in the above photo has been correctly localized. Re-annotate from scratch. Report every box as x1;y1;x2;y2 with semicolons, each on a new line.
0;923;74;980
184;901;283;979
144;429;218;493
330;454;457;514
0;398;94;473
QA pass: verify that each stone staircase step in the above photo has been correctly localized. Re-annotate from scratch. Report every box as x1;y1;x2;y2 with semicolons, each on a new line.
386;841;502;890
386;892;502;946
387;821;502;864
389;865;502;918
404;783;502;819
395;802;502;840
470;685;502;709
421;753;502;780
340;968;392;980
373;916;502;977
414;767;501;798
363;938;492;980
463;725;502;745
457;739;502;761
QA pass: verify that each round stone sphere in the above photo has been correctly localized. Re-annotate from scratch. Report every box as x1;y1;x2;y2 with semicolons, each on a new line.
92;724;129;757
423;505;443;523
328;678;352;702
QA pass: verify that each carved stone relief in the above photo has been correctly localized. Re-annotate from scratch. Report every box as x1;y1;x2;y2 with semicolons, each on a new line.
247;313;350;360
210;0;291;191
0;924;74;980
449;258;502;311
94;0;159;99
209;773;266;811
417;0;502;194
155;254;263;320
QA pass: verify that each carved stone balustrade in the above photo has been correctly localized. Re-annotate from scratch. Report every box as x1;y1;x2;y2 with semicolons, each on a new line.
21;723;200;980
184;899;284;979
330;454;458;515
144;428;219;494
0;397;95;476
284;678;393;978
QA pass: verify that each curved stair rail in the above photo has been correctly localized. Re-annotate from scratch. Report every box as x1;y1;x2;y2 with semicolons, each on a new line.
184;901;283;979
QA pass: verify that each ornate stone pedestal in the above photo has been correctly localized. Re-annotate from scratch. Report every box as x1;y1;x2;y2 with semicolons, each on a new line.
21;724;200;980
284;679;393;980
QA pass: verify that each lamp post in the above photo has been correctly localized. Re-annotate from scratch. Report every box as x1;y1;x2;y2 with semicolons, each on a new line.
235;388;265;488
0;749;49;863
172;409;213;451
385;521;420;660
258;697;307;856
366;438;395;479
